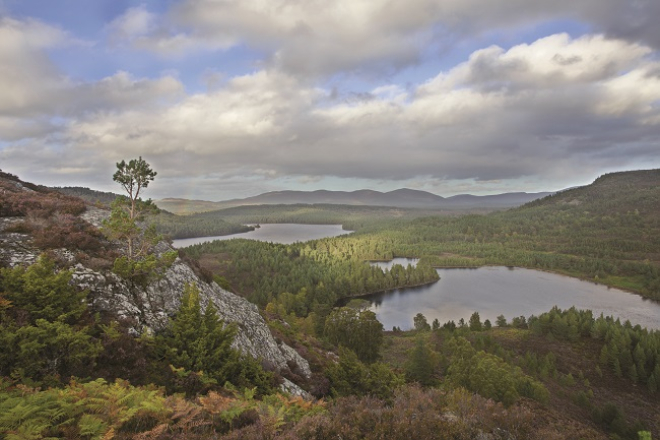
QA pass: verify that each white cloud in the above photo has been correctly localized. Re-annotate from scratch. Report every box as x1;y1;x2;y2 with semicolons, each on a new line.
115;0;437;73
0;17;184;144
97;34;660;182
107;5;156;41
111;0;660;78
74;71;184;111
64;70;322;162
421;34;652;94
0;17;70;116
596;67;660;118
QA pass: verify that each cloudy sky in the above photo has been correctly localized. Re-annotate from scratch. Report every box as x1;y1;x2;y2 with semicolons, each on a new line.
0;0;659;200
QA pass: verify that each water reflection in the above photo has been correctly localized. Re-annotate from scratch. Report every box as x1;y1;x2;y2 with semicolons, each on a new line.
369;258;419;271
361;266;660;331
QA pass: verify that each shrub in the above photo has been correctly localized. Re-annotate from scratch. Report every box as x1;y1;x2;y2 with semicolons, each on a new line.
0;257;101;385
0;256;87;324
325;346;404;400
153;283;276;397
1;190;85;218
31;213;106;252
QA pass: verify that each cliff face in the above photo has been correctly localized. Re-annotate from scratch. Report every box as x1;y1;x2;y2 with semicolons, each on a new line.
73;256;311;377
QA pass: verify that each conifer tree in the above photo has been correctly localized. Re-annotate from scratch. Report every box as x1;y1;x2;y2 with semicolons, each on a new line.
628;364;638;383
413;313;431;331
0;256;87;324
324;307;383;363
405;337;437;386
0;257;100;384
104;157;159;261
113;157;157;222
160;284;237;376
469;312;483;331
155;283;276;394
647;371;657;393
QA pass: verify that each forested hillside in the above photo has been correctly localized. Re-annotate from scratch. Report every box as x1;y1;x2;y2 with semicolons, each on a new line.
230;170;659;300
175;203;459;232
184;238;439;327
155;189;552;214
52;186;120;206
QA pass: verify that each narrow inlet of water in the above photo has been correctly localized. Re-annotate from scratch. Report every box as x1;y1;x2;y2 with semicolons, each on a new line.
172;223;351;247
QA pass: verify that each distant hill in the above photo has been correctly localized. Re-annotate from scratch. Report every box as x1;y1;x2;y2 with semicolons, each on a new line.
524;169;660;215
157;188;553;214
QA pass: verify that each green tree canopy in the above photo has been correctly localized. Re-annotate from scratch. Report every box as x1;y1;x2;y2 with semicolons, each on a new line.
404;336;438;386
469;312;483;331
413;312;431;331
0;256;87;325
0;257;100;385
113;157;157;220
104;157;159;262
325;346;403;399
155;283;275;396
324;307;383;363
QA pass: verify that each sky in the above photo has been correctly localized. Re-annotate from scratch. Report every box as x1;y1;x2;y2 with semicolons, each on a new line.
0;0;659;201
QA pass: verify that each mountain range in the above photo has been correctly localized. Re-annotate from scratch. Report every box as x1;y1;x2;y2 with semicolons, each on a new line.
156;188;554;214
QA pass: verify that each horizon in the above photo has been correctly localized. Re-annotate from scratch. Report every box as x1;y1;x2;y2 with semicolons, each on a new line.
32;167;657;203
157;186;557;203
0;1;659;200
7;163;652;203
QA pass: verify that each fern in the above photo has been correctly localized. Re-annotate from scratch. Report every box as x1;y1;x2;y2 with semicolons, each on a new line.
5;421;52;440
0;378;172;439
78;414;108;439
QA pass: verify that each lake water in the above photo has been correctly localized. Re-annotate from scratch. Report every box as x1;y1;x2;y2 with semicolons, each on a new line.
364;266;660;331
172;223;351;247
370;258;420;271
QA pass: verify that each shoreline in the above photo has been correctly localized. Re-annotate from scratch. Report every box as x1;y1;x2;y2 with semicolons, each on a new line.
337;278;441;305
428;263;658;303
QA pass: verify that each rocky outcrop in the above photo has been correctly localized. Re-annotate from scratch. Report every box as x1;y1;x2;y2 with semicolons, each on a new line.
0;206;312;382
72;257;311;378
0;220;38;267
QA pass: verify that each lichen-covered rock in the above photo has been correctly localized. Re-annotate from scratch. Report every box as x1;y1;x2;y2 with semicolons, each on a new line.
281;378;311;398
79;206;110;228
0;218;38;266
0;233;38;266
73;257;311;378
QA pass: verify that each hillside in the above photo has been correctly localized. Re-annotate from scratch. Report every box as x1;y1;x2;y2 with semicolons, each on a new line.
166;203;488;234
52;186;121;206
48;184;254;239
0;170;312;390
526;169;660;214
156;188;553;214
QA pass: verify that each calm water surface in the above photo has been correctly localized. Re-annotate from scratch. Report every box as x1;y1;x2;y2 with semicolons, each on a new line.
172;223;351;247
365;266;660;331
370;258;419;271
